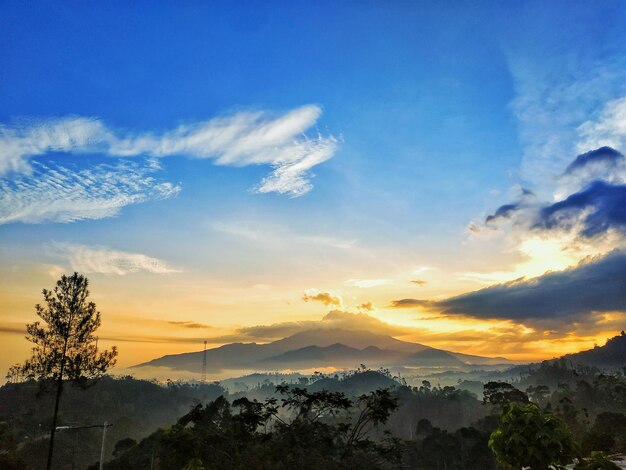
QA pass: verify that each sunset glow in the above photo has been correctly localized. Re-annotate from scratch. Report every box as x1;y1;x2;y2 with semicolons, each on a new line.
1;2;625;380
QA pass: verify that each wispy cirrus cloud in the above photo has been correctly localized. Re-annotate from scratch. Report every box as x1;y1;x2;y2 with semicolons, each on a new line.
211;220;357;250
50;242;181;275
0;105;337;197
0;159;180;224
0;117;110;174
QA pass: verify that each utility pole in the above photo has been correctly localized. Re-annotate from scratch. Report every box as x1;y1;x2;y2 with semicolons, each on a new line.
55;422;112;470
201;340;207;383
99;421;109;470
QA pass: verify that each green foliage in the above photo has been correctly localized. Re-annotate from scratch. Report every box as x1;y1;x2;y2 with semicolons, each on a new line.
4;365;626;469
582;412;626;454
526;384;551;405
104;385;400;469
404;421;496;469
574;451;620;469
0;376;226;469
0;422;27;469
489;402;578;470
483;381;529;406
112;437;137;457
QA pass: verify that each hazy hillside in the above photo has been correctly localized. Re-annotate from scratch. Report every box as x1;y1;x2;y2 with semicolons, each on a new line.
560;331;626;369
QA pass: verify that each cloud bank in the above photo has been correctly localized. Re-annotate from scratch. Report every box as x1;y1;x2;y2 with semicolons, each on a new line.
392;250;626;328
436;250;626;322
0;105;337;197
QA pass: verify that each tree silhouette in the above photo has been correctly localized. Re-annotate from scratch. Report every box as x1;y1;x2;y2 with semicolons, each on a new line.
9;273;117;470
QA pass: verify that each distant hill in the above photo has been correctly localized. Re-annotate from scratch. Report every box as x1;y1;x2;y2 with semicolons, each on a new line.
403;349;466;367
559;331;626;369
134;328;512;373
268;329;430;353
307;370;400;395
258;343;408;368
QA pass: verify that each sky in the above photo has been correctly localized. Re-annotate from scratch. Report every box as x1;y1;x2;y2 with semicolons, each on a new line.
1;1;626;377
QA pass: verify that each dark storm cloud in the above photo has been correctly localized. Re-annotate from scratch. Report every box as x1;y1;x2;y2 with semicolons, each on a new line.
485;203;520;224
433;250;626;322
389;298;434;308
564;146;624;174
478;147;626;240
535;181;626;237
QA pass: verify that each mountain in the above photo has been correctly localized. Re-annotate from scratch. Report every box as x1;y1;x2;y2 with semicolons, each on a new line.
268;329;430;353
133;328;511;373
135;342;282;373
450;351;512;365
258;343;409;368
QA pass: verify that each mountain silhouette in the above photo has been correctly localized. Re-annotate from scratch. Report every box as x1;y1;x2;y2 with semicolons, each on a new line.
133;328;512;373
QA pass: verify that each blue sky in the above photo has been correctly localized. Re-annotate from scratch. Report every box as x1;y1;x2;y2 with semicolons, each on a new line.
2;1;626;372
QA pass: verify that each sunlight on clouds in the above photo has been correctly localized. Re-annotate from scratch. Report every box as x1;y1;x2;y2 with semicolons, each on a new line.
302;289;342;307
460;229;623;285
459;236;579;284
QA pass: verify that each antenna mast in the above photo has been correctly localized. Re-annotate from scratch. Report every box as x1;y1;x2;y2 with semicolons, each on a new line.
201;340;207;383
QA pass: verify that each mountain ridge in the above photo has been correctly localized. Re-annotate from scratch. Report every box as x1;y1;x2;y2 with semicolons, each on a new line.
133;328;513;372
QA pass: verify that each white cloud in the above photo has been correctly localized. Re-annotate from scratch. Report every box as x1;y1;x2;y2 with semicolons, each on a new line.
0;159;180;224
344;278;391;288
0;105;337;197
0;117;111;174
577;96;626;153
51;242;181;275
411;266;432;276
